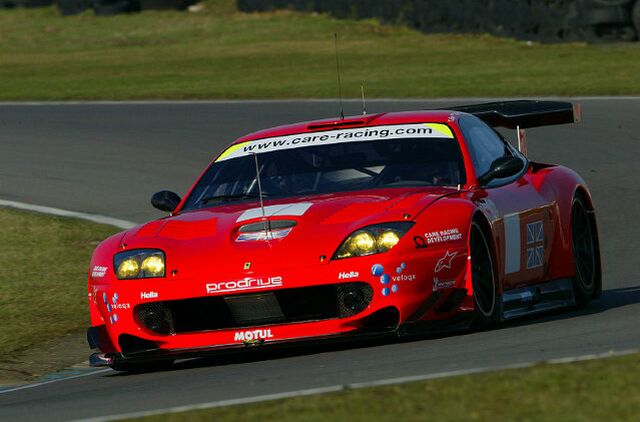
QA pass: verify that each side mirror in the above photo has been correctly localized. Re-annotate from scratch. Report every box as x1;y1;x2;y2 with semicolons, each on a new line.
151;191;181;213
477;156;525;186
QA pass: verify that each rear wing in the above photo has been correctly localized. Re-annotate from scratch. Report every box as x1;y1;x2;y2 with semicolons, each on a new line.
448;100;581;129
448;100;582;155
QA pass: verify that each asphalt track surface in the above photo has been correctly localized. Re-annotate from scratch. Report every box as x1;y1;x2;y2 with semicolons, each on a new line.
0;99;639;421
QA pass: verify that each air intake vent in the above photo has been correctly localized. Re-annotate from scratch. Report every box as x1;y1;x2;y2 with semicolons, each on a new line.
135;282;374;335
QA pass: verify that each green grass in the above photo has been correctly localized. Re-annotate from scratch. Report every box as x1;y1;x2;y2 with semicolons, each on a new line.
138;353;640;422
0;208;118;359
0;0;639;100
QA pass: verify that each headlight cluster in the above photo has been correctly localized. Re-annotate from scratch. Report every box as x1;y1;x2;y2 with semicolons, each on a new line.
114;249;166;280
334;222;413;259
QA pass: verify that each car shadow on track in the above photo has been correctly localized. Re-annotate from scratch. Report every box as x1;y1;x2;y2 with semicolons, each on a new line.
497;285;640;329
106;286;640;377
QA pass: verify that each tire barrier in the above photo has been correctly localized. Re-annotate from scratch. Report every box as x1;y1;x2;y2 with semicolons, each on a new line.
0;0;195;14
236;0;640;42
1;0;53;7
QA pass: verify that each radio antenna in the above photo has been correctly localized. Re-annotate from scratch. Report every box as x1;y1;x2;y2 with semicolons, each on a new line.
360;83;367;115
334;33;344;120
252;153;269;237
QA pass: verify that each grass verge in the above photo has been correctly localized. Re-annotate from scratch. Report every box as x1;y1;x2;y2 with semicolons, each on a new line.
0;0;639;100
138;353;640;421
0;207;119;383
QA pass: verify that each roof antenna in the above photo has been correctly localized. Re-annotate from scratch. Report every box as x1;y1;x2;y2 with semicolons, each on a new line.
360;83;367;115
334;33;344;120
252;152;270;239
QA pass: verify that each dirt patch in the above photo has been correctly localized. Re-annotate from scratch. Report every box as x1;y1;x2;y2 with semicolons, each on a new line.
0;331;90;387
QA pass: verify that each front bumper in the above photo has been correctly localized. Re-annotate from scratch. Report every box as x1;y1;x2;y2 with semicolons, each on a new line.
88;247;472;364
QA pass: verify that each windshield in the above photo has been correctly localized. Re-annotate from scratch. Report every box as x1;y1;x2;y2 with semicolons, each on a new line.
182;136;465;211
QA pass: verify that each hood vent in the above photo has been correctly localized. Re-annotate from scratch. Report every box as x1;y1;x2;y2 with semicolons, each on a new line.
238;219;297;233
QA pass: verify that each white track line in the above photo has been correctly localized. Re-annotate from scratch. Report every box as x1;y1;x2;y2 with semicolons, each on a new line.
0;369;112;394
0;97;638;106
0;200;136;229
73;349;638;422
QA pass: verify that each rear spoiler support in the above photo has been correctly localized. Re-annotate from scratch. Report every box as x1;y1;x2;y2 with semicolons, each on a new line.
448;100;582;155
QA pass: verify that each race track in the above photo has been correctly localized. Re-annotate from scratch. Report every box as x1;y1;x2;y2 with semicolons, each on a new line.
1;99;639;421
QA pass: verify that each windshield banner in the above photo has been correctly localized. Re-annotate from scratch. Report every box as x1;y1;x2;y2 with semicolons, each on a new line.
215;123;454;162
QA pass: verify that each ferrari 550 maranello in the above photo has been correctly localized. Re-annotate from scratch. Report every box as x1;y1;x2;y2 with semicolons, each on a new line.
87;100;601;371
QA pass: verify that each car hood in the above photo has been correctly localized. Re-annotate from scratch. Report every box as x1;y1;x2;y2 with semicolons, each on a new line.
120;187;458;279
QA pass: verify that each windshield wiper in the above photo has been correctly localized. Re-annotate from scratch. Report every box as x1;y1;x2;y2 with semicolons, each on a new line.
199;192;270;205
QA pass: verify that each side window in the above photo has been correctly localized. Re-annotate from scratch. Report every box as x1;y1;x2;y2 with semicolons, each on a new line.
459;115;511;177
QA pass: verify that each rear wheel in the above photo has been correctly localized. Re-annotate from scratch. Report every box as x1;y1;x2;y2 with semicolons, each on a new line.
571;196;597;306
470;221;499;326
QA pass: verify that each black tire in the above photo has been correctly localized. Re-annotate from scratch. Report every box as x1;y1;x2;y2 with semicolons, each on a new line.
571;196;598;306
470;221;499;327
109;358;174;373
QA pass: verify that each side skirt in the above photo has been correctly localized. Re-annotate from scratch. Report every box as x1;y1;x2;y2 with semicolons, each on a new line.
501;278;576;321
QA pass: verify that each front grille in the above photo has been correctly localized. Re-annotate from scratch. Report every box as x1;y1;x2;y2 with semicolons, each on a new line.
135;282;373;335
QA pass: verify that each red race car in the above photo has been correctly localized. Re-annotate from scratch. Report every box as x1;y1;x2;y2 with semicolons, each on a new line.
87;100;601;371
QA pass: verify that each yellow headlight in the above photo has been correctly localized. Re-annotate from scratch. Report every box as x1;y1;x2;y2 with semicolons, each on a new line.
117;258;140;279
377;230;400;251
346;231;377;255
141;255;165;277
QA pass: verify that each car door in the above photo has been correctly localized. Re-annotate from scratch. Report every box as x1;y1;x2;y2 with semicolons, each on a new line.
459;115;557;291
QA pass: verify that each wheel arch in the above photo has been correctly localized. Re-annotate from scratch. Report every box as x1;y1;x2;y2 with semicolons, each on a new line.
572;186;603;299
470;210;501;294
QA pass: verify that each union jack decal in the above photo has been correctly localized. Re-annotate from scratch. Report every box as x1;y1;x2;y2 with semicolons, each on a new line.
526;221;544;269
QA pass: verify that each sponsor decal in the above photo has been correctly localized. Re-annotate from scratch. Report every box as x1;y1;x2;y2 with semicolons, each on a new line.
91;265;108;278
371;263;415;297
413;235;428;249
91;287;98;305
234;329;273;342
526;221;544;269
216;123;454;162
435;250;457;273
338;271;359;280
206;276;283;294
371;264;384;277
140;291;159;299
104;292;127;324
423;228;463;245
433;277;456;291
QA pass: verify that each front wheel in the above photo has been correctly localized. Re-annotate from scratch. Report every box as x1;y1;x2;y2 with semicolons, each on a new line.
470;221;499;326
571;196;598;306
